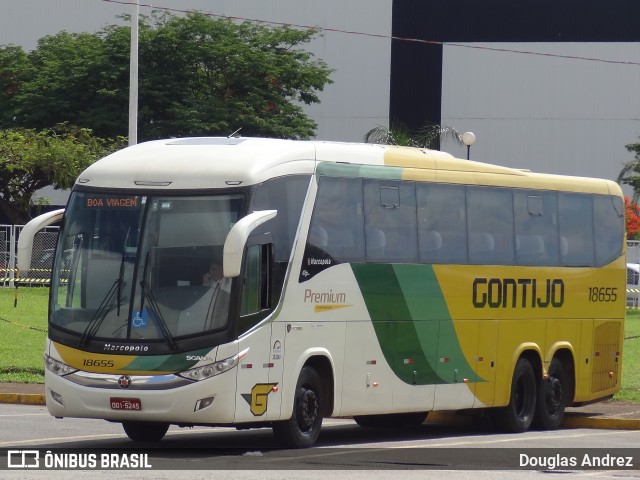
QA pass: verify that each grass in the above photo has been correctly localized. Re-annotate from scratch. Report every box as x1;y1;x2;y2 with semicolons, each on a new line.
618;309;640;402
0;287;639;403
0;287;48;383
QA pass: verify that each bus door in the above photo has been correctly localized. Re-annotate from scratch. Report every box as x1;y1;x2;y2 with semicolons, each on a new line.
234;237;279;423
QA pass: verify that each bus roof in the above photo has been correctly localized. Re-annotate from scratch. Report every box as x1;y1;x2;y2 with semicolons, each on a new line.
75;137;621;197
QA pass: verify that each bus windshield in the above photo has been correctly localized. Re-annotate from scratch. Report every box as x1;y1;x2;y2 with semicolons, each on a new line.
50;192;245;347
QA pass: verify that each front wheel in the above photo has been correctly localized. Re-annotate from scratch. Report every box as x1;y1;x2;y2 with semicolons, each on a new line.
533;357;567;430
273;366;324;448
490;357;537;433
122;421;169;442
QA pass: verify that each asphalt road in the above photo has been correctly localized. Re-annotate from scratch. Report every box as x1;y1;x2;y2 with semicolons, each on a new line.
1;403;639;479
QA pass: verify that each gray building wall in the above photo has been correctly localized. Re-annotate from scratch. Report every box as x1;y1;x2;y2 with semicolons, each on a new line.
441;42;640;186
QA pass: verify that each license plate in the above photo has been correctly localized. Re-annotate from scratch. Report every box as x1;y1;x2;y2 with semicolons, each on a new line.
110;397;142;411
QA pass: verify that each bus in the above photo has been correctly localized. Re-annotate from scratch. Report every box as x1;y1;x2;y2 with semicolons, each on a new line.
18;137;626;448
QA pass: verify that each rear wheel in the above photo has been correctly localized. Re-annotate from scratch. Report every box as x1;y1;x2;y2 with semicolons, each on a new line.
533;357;567;430
490;357;537;433
122;421;169;442
273;366;324;448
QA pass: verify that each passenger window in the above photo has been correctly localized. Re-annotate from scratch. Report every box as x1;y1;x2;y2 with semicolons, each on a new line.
417;183;467;264
467;187;514;265
364;180;417;262
514;190;559;266
594;195;624;266
252;175;310;262
309;176;364;263
558;193;595;267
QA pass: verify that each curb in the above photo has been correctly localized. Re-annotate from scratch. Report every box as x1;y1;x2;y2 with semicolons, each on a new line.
0;393;46;406
426;411;640;431
561;415;640;431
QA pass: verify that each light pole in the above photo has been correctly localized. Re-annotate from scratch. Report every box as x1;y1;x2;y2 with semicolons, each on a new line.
128;0;139;146
462;131;476;160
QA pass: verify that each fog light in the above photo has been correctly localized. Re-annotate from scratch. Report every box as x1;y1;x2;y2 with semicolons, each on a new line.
50;390;65;406
194;396;215;412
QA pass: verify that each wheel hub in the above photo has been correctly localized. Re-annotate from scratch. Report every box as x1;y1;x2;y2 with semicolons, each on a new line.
297;388;318;431
545;376;563;414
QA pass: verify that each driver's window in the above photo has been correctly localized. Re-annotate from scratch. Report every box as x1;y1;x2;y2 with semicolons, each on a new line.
238;243;271;333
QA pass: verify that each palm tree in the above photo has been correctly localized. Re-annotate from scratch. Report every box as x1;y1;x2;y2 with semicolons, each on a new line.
364;121;463;150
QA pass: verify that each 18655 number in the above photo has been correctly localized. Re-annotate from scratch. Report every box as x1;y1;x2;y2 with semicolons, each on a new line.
588;287;618;302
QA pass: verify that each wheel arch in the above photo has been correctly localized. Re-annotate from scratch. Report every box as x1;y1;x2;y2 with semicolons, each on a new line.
303;354;335;417
548;346;576;405
511;344;543;377
519;348;543;385
282;349;335;419
500;344;543;405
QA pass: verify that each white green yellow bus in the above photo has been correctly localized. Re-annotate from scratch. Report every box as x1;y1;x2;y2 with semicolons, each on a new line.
19;137;626;448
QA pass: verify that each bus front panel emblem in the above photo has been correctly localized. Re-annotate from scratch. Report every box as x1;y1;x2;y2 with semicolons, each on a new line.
118;375;132;389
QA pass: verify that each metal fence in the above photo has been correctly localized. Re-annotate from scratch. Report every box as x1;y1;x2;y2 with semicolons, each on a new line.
627;240;640;307
0;224;59;287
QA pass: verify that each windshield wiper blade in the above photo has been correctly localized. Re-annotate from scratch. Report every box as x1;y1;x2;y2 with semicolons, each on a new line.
79;279;121;347
139;280;177;351
117;250;125;316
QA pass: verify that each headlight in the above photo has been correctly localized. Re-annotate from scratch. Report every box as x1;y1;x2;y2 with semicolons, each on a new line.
178;348;248;382
45;354;78;376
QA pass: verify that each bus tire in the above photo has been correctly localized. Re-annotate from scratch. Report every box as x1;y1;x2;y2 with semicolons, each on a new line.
273;366;324;448
122;421;169;442
354;412;428;428
533;357;566;430
490;357;537;433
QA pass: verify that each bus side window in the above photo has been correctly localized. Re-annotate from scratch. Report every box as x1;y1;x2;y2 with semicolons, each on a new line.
513;190;558;266
594;195;624;266
363;180;417;263
417;183;467;264
559;193;595;267
467;186;514;265
311;176;364;263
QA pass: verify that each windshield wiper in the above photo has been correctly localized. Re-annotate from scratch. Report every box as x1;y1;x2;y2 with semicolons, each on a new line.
80;250;128;346
139;280;177;351
79;278;121;347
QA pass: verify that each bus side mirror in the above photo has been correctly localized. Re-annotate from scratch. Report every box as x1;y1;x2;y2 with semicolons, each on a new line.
17;209;65;273
223;210;277;278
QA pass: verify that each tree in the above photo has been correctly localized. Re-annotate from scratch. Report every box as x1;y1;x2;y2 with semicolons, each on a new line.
0;125;126;224
617;139;640;202
364;121;462;150
1;12;334;141
626;197;640;240
0;46;29;125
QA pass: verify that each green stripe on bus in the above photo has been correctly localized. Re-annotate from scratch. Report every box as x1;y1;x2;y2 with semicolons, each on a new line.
122;347;213;372
316;162;403;180
351;263;482;385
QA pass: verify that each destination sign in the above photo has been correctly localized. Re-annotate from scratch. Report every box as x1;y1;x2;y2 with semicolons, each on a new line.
86;197;140;209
